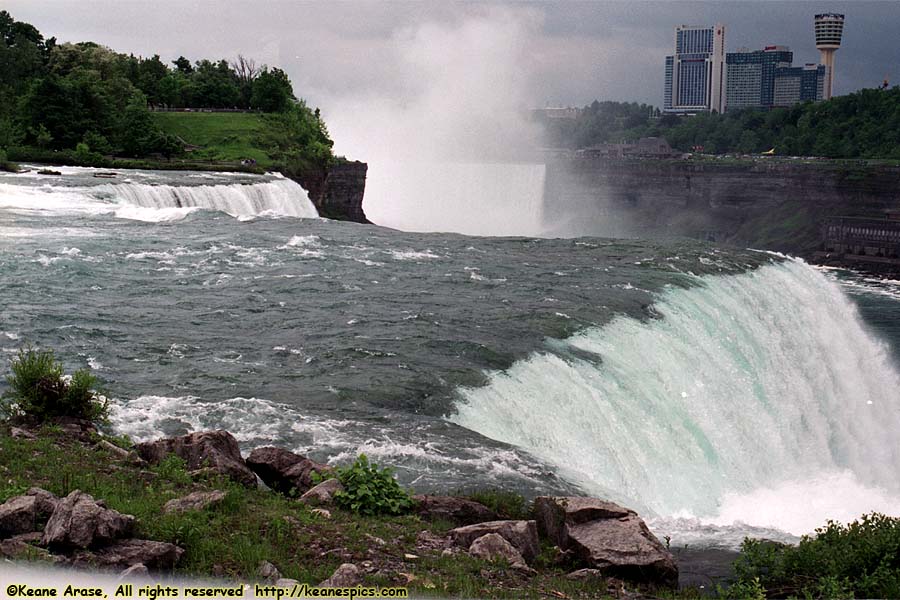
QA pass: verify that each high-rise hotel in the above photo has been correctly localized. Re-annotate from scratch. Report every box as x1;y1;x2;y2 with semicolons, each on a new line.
664;15;844;113
663;24;726;114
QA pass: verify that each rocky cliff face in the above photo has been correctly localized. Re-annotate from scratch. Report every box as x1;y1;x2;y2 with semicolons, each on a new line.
544;158;900;255
287;160;369;224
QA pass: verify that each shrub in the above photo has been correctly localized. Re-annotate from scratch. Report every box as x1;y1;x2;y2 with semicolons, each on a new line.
332;454;414;516
1;348;109;424
733;512;900;598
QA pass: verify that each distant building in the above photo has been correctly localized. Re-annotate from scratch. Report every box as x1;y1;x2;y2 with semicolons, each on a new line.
725;46;793;111
532;107;582;120
663;23;726;114
773;63;827;106
815;13;845;99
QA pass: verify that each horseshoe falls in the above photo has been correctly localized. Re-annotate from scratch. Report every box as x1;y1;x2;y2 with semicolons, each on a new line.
452;259;900;543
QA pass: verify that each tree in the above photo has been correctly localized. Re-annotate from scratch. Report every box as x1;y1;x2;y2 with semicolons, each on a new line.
251;67;294;112
172;55;192;75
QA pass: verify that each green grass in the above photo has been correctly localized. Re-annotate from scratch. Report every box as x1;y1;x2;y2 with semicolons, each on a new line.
152;113;273;167
0;424;658;598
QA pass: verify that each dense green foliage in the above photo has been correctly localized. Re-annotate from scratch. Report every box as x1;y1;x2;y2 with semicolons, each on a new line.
0;10;333;168
332;454;415;517
731;513;900;598
540;88;900;159
1;348;108;424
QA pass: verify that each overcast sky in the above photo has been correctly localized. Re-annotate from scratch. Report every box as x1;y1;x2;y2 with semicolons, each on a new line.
7;1;898;110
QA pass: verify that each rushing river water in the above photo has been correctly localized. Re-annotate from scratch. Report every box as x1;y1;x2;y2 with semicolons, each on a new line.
1;165;899;549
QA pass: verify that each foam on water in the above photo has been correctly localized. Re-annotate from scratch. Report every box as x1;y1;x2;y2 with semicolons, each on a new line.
451;258;900;542
0;170;318;222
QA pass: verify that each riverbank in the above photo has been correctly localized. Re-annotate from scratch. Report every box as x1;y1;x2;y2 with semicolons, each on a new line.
0;420;700;599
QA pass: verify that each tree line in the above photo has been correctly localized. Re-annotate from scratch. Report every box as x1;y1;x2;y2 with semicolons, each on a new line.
539;88;900;159
0;10;332;163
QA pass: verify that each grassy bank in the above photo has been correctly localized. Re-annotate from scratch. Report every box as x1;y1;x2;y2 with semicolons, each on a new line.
0;424;646;599
152;113;274;167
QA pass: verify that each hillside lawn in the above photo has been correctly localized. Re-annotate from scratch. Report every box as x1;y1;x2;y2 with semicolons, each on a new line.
152;112;273;167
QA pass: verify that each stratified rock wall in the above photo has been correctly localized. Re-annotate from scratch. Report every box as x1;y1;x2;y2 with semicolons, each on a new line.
544;157;900;254
288;161;369;224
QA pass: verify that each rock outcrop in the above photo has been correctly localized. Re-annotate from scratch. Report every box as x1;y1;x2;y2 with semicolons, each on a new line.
136;430;257;488
42;490;135;550
245;446;331;495
71;539;184;570
163;490;227;515
468;533;530;572
534;496;677;587
412;495;497;526
319;563;362;588
299;478;344;505
449;520;539;564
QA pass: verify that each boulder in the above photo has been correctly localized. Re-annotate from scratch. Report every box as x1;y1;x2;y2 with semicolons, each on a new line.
0;496;40;538
0;489;58;538
299;479;344;506
258;560;282;582
319;563;361;588
41;490;135;550
412;495;497;525
275;579;299;588
534;496;677;587
468;533;530;572
449;520;539;564
118;563;150;578
0;532;48;560
245;447;331;495
26;488;59;519
71;539;184;570
136;430;257;488
163;490;227;515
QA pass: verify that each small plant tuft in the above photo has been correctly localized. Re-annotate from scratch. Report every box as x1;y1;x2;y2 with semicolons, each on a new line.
333;454;414;517
1;347;109;424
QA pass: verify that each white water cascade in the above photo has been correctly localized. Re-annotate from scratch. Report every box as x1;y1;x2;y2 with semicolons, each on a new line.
0;169;318;222
452;259;900;538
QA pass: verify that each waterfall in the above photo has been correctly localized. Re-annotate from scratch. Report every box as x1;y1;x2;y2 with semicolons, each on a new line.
451;259;900;536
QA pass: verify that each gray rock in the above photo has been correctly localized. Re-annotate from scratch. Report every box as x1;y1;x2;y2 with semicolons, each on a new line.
534;496;677;587
136;430;257;488
118;563;150;579
163;490;227;515
275;579;299;588
71;539;184;570
299;478;344;506
566;568;604;580
10;427;35;440
449;520;539;564
0;532;51;561
41;490;135;550
0;496;40;538
319;563;361;588
245;447;332;495
468;533;530;571
26;488;58;519
258;560;281;582
412;495;497;525
534;496;631;547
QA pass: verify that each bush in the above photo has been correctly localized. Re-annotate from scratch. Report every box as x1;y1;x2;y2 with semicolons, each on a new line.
1;348;109;424
332;454;414;516
733;512;900;598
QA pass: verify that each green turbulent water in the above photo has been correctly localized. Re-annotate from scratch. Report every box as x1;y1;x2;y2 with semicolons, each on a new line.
1;165;899;548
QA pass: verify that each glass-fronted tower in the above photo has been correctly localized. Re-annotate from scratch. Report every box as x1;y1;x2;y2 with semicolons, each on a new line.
814;13;844;99
663;23;726;114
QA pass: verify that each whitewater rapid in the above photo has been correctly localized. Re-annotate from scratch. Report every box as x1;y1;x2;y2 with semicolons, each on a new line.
452;258;900;541
0;166;318;222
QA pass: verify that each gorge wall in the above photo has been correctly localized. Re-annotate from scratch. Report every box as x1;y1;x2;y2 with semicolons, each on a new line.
288;160;369;223
544;157;900;255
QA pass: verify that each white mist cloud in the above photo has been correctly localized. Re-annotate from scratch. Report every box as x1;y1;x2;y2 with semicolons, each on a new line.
322;7;548;234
